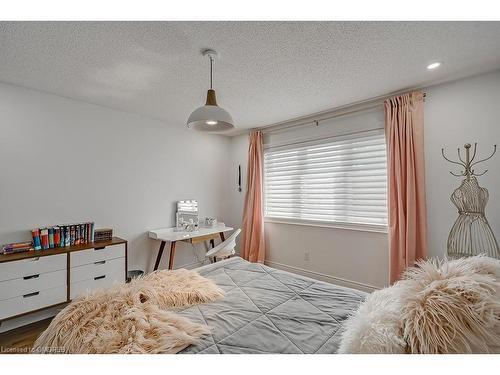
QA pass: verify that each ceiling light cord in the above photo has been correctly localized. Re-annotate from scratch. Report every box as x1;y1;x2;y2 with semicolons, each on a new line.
209;56;213;89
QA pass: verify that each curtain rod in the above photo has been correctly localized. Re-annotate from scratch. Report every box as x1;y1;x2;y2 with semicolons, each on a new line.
264;127;384;151
256;91;427;135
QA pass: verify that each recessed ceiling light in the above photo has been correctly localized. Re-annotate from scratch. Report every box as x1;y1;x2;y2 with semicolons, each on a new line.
427;62;441;70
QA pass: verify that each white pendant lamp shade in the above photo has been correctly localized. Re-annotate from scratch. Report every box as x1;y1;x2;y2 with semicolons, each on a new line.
187;89;234;132
187;49;234;132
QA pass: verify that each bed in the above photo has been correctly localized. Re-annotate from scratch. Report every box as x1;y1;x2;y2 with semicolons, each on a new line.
177;257;366;354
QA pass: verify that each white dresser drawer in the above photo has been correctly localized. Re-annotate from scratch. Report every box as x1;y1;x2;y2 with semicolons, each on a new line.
70;243;125;267
0;269;67;301
0;254;67;282
0;286;67;320
70;269;125;300
70;257;125;284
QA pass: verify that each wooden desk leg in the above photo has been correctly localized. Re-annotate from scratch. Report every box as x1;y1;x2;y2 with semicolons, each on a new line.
154;241;166;271
168;241;177;270
210;239;216;263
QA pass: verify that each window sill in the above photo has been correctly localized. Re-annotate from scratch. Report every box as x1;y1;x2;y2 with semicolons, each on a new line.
264;217;388;234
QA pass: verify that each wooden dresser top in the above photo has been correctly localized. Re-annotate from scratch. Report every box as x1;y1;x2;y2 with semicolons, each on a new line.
0;237;127;263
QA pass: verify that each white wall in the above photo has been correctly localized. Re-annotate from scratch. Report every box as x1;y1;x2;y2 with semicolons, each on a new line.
264;224;388;291
0;82;231;274
425;70;500;259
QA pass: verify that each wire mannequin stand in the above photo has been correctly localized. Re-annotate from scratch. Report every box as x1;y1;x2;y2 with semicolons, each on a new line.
442;143;499;259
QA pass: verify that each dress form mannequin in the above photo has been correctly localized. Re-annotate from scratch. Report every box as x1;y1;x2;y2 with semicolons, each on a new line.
442;143;499;259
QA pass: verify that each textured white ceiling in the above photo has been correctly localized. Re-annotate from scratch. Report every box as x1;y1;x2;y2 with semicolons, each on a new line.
1;21;500;132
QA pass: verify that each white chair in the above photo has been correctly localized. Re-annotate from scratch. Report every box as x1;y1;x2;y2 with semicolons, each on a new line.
205;228;241;262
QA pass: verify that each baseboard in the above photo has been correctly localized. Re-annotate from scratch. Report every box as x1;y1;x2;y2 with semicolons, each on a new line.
264;260;380;293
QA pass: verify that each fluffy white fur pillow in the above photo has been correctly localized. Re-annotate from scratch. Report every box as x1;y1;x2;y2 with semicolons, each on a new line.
338;255;500;354
401;256;500;354
337;284;407;353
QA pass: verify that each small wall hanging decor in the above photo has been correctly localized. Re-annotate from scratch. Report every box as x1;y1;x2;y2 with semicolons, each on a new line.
238;164;242;192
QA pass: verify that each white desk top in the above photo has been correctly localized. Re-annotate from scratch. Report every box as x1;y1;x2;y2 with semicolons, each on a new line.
148;224;234;242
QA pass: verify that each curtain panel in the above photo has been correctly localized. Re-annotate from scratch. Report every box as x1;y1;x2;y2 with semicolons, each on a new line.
384;91;428;283
241;131;266;263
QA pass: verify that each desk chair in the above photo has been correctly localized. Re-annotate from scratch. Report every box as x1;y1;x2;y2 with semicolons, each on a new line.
205;228;241;262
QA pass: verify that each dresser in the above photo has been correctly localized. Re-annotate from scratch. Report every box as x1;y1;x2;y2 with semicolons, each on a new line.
0;237;127;322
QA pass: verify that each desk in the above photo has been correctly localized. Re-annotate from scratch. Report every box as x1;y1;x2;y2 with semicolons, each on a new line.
148;224;234;270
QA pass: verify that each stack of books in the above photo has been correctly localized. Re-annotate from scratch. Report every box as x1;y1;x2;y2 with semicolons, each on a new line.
2;241;34;255
32;222;95;250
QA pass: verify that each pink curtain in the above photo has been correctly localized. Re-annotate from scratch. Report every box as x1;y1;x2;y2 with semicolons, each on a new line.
384;91;427;284
241;131;266;263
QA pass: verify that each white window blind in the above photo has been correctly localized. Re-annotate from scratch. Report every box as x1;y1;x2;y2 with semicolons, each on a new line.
264;130;388;230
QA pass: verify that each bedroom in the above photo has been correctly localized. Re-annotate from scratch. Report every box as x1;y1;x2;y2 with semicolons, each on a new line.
1;0;500;371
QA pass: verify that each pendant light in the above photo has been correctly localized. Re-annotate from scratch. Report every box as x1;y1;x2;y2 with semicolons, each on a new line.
187;49;234;132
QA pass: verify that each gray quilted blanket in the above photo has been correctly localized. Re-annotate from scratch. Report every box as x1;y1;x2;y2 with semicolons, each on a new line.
178;257;366;354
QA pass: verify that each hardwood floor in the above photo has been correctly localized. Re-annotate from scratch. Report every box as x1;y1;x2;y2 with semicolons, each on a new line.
0;318;52;354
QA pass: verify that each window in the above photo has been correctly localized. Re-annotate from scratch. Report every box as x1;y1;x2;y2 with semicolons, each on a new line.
263;130;387;231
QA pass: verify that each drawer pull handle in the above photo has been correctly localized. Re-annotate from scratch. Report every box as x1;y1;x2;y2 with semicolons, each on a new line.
94;246;106;250
23;291;40;298
23;274;40;280
94;275;106;280
95;260;106;265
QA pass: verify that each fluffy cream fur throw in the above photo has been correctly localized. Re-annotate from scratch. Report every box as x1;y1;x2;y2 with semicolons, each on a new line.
338;285;407;354
33;269;224;354
338;255;500;354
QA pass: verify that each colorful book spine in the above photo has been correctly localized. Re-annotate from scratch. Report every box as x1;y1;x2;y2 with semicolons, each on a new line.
75;225;81;245
59;226;65;248
2;242;33;254
3;242;32;250
53;226;60;247
32;229;42;250
70;225;75;246
3;248;31;254
83;223;87;244
64;226;70;247
79;223;84;244
41;228;49;250
48;227;54;248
